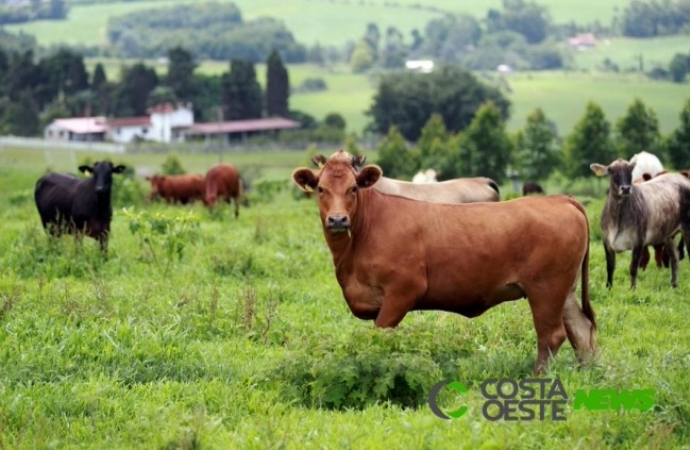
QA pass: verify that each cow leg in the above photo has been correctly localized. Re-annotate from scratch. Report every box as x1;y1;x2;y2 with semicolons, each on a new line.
373;282;425;328
526;286;568;375
562;287;597;366
639;246;650;271
665;237;680;288
629;246;645;290
679;237;686;261
604;243;616;289
234;197;239;219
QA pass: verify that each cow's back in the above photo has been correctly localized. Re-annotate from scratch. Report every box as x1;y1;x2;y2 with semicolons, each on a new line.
206;164;240;198
348;192;587;309
637;173;690;242
162;174;205;202
373;177;498;204
34;173;81;221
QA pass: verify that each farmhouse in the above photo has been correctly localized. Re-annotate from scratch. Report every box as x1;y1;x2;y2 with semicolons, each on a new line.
44;102;194;144
568;33;597;49
44;103;301;145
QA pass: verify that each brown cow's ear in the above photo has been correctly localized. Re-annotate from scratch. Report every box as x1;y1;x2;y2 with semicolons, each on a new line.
311;155;327;169
78;165;94;175
356;165;382;188
292;168;319;192
113;165;126;174
590;163;608;177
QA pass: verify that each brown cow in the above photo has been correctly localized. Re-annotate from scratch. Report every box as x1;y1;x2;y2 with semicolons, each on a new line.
203;163;243;218
312;153;500;203
147;174;205;205
293;150;597;375
591;159;690;289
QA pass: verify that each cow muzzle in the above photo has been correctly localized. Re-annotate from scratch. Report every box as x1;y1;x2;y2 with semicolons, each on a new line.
618;185;632;196
326;214;350;232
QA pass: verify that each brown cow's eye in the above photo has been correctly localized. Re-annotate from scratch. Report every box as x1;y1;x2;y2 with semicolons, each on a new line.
317;186;324;194
351;186;358;194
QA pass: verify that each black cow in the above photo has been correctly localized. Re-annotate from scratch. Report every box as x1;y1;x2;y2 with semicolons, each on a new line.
522;182;545;196
34;161;126;255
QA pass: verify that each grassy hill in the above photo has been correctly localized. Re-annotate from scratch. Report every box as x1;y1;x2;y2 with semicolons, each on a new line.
2;0;650;49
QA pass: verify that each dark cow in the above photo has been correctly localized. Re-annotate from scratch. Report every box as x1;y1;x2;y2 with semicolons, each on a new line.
590;159;690;289
146;174;205;204
293;150;597;375
312;154;500;203
203;163;243;218
522;182;545;196
34;161;126;254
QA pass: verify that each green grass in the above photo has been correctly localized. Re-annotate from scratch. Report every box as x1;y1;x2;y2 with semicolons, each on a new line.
1;145;690;448
569;35;690;72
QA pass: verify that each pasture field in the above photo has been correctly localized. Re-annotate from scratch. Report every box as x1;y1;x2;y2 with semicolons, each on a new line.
1;146;690;448
6;0;631;48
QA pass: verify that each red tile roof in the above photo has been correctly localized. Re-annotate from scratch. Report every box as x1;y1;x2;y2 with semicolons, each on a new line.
186;118;301;135
107;117;151;127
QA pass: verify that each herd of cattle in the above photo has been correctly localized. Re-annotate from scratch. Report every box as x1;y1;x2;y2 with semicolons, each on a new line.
293;149;690;374
29;148;690;374
33;162;244;254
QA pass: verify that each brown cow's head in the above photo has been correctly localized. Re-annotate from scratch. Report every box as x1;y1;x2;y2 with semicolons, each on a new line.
294;150;381;233
145;175;166;201
312;151;367;172
590;159;637;199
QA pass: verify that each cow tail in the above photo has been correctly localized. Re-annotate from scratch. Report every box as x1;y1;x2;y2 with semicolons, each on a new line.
581;235;596;330
578;202;596;331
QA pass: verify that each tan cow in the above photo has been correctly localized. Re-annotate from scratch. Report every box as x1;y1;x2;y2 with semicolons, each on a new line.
591;159;690;289
312;153;499;203
294;150;597;375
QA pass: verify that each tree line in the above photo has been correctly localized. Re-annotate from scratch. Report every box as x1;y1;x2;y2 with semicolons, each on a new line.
375;92;690;188
0;0;66;25
0;45;318;136
106;2;306;63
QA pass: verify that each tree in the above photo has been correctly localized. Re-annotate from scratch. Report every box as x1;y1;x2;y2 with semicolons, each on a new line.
221;59;262;120
166;46;197;101
514;108;561;181
412;114;454;179
364;23;380;60
0;90;39;136
667;98;690;170
350;41;375;73
367;65;510;141
50;0;67;19
454;102;514;184
147;86;178;107
324;113;346;130
375;126;417;179
615;98;661;158
113;62;159;116
564;101;616;179
266;49;289;117
92;62;107;90
669;53;688;83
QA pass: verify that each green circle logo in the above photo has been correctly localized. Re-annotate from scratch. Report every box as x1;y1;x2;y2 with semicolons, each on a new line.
428;380;469;419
